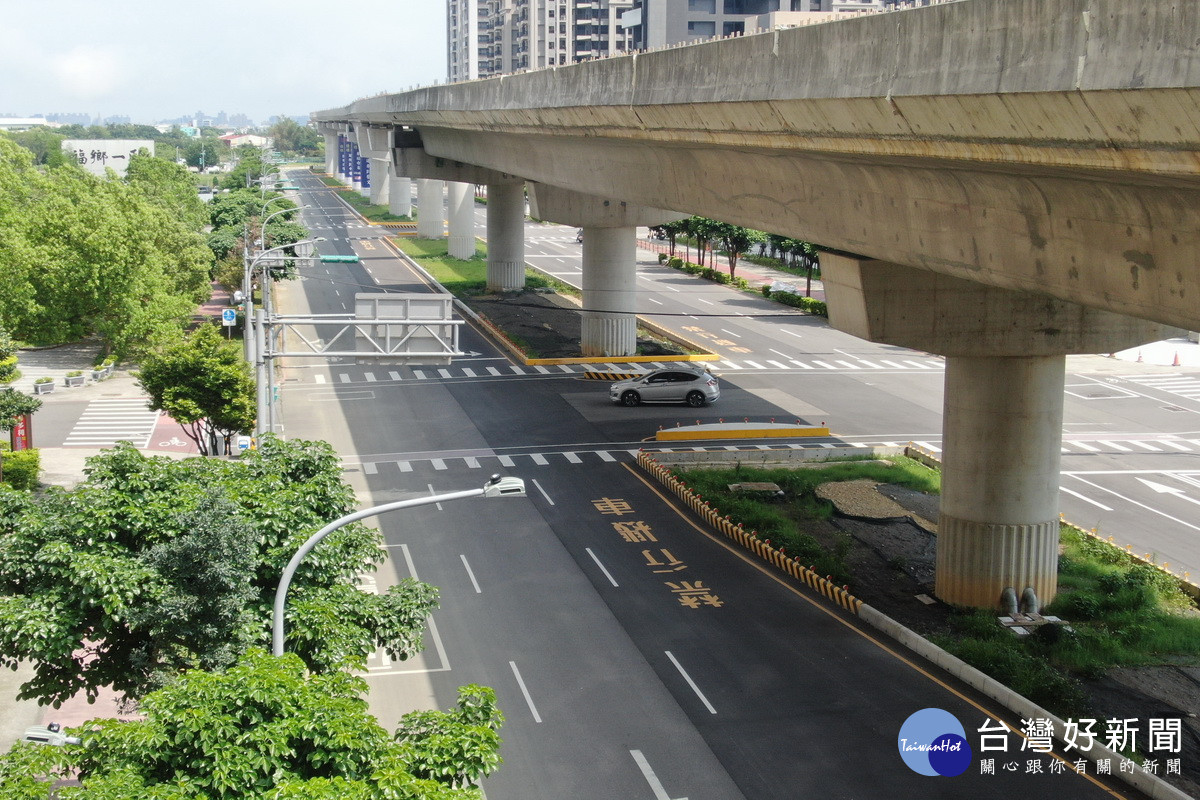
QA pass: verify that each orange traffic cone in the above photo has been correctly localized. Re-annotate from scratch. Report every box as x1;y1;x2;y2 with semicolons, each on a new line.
1174;352;1182;367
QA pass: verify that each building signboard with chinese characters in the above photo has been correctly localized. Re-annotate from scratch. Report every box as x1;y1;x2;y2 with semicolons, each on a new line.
61;139;154;177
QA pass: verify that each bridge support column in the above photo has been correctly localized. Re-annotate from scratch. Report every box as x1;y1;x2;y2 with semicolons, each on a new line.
526;182;685;357
358;156;371;198
448;182;475;259
389;170;412;218
416;180;444;238
581;227;638;357
937;354;1065;608
369;158;389;206
823;254;1176;609
486;181;525;291
323;133;337;175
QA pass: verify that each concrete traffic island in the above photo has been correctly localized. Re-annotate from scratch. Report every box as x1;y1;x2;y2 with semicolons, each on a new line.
655;421;830;441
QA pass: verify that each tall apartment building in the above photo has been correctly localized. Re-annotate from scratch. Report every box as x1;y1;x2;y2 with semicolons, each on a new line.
448;0;637;82
620;0;892;50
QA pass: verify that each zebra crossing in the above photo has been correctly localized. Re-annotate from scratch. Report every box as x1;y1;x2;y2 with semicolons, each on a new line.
348;435;1200;475
63;398;160;448
1122;374;1200;403
305;356;946;385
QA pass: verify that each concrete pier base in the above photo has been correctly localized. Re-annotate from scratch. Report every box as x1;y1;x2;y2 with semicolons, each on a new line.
581;227;638;357
486;182;526;291
935;355;1065;607
390;173;412;218
323;133;338;175
417;180;445;238
369;158;389;205
448;182;475;259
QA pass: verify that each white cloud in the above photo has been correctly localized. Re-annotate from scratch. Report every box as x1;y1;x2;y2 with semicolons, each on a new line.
51;46;126;100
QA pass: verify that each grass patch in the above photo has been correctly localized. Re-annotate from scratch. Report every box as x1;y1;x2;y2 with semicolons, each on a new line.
672;457;939;587
392;238;564;298
313;175;412;222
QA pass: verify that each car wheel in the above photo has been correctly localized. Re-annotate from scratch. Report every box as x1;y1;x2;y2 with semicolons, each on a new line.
621;390;641;407
686;391;706;408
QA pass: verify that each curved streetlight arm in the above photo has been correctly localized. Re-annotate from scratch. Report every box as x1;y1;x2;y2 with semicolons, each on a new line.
258;205;309;248
251;237;326;270
271;475;525;656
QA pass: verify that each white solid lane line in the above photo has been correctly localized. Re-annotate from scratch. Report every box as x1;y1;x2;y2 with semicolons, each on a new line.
509;661;543;723
460;554;482;594
665;651;716;715
586;548;620;587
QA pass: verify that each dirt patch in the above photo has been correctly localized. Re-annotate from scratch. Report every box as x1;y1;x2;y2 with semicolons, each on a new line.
465;290;687;359
813;481;1200;796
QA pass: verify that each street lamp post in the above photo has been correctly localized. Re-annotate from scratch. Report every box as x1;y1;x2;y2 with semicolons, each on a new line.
272;475;527;656
249;237;326;436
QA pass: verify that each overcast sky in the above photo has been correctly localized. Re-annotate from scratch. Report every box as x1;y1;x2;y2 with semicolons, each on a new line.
0;0;447;124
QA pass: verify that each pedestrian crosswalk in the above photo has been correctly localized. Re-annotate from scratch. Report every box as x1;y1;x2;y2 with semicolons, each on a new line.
303;356;946;385
347;436;1200;475
1122;374;1200;403
63;398;159;448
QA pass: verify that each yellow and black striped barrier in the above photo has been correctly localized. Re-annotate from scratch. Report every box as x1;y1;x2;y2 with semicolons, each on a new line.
582;370;645;381
636;450;862;614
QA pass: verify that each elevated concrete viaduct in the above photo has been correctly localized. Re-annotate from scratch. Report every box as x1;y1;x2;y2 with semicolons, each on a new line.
312;0;1200;610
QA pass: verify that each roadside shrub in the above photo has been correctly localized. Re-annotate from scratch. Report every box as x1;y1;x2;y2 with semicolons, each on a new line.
933;634;1090;718
766;290;827;316
0;355;16;383
667;256;684;270
0;447;39;490
657;253;668;264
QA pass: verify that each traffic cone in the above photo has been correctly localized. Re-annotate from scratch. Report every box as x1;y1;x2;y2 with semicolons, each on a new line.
1174;351;1181;367
1137;351;1143;362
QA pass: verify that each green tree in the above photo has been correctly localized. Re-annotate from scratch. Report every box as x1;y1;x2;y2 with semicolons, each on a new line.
0;138;212;357
713;223;764;280
0;128;71;167
0;388;40;431
0;438;441;705
268;117;322;156
125;151;208;230
0;325;17;382
136;324;255;455
222;146;274;191
0;650;501;799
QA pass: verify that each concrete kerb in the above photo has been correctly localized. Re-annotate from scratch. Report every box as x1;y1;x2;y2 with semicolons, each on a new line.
635;446;1194;800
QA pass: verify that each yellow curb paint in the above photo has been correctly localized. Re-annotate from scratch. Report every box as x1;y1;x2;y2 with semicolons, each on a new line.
656;426;830;441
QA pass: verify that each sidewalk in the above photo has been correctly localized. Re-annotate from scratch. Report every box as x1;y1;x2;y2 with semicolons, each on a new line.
638;239;826;299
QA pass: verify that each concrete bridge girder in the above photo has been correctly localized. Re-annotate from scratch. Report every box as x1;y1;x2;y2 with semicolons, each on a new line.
415;126;1200;335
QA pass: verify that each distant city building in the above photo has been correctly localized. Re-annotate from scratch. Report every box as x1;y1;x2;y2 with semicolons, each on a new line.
61;139;154;177
448;0;636;81
102;115;132;125
219;133;272;149
45;112;91;126
0;117;58;132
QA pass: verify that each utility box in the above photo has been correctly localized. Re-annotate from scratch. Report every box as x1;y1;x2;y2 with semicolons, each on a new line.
353;293;460;365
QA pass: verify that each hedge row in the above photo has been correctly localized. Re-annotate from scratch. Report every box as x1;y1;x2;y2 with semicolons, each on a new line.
1;447;40;490
761;285;827;316
659;254;751;290
657;253;827;316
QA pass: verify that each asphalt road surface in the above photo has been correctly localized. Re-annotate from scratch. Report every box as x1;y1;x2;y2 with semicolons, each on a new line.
270;171;1163;799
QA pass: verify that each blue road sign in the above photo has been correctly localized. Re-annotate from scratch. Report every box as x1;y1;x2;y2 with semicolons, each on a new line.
221;308;237;327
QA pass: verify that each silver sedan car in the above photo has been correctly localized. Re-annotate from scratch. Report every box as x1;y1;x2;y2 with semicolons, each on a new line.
610;367;720;407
